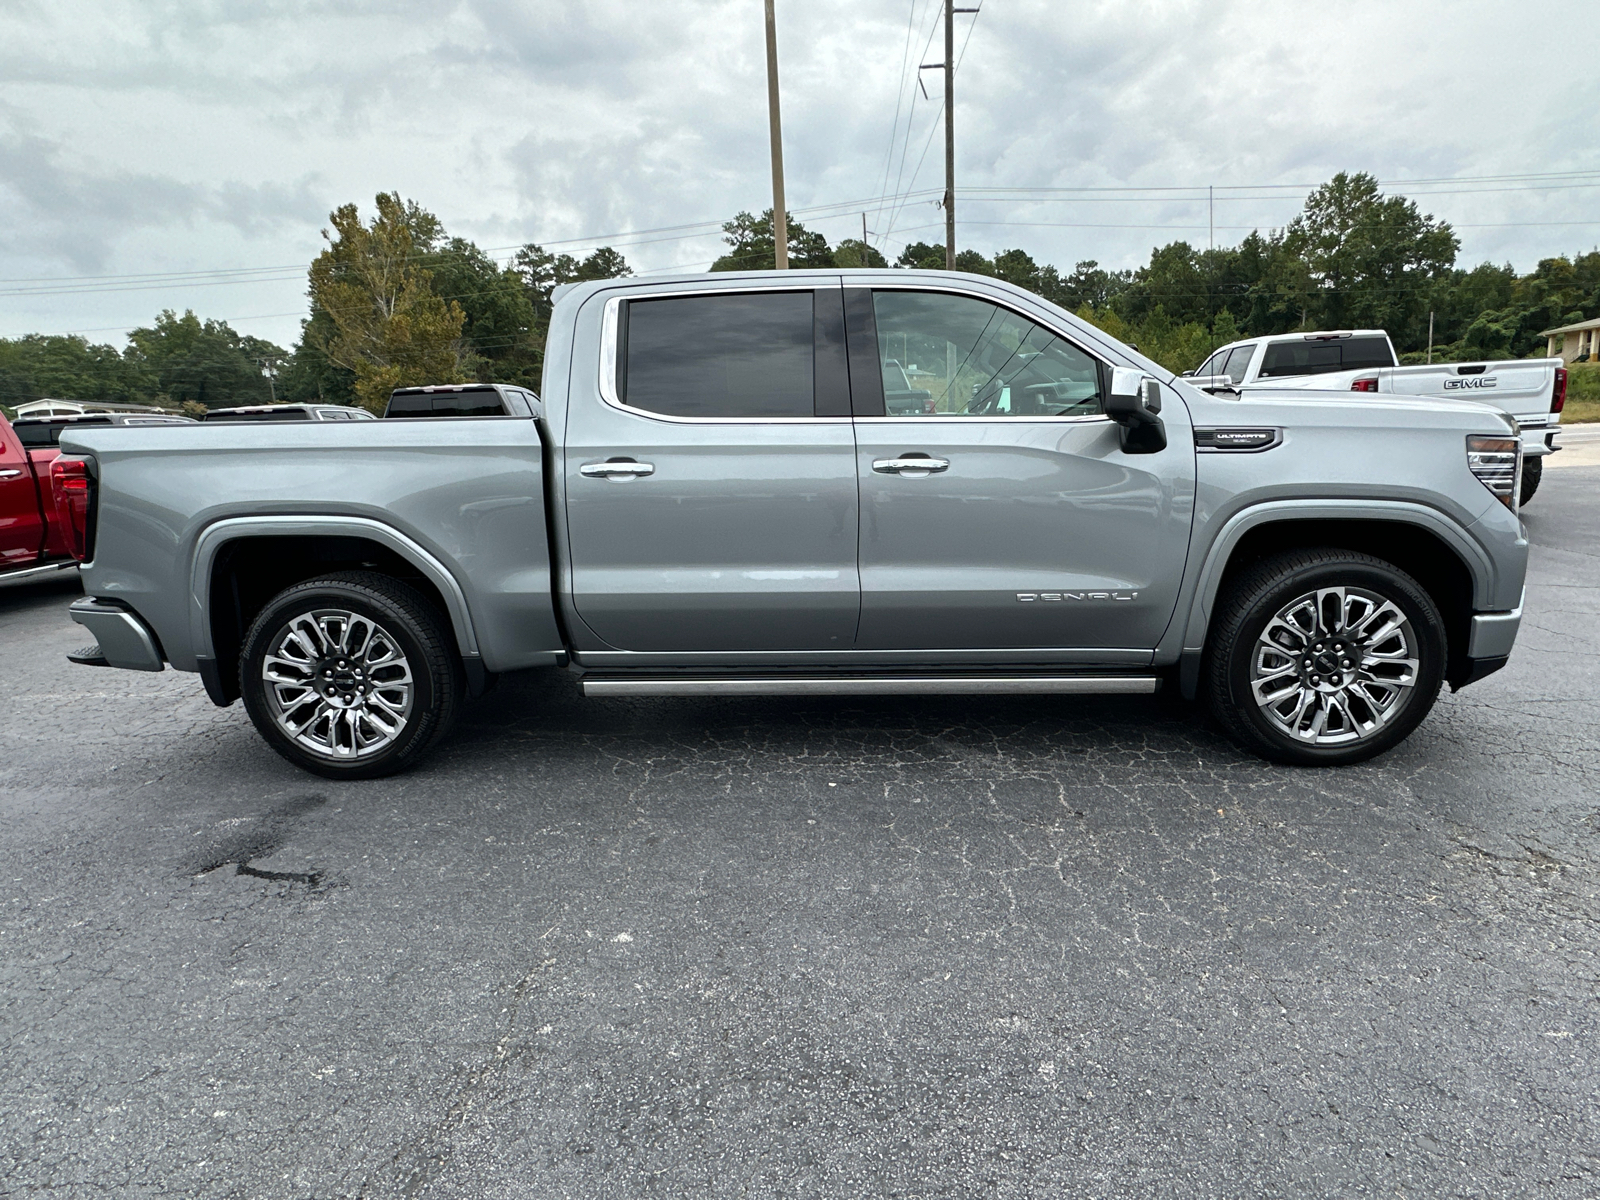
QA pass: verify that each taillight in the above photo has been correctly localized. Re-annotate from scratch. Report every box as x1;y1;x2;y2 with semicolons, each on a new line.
50;457;94;561
1351;377;1379;393
1466;435;1520;512
1552;367;1567;414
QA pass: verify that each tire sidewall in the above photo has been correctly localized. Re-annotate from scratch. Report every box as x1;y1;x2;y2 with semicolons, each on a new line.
241;581;441;779
1520;456;1542;506
1224;561;1445;765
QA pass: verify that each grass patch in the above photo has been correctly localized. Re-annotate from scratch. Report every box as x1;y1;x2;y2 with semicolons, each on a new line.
1565;366;1600;422
1562;396;1600;423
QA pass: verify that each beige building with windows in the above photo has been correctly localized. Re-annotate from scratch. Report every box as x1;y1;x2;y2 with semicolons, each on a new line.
1540;316;1600;365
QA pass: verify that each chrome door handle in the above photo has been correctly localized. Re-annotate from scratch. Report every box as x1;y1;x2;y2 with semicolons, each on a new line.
872;456;949;474
0;469;23;479
580;459;655;478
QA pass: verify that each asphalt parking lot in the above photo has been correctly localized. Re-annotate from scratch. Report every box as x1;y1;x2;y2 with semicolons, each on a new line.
4;452;1598;1199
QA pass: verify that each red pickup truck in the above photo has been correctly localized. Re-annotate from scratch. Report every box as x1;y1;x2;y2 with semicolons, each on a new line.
1;411;193;583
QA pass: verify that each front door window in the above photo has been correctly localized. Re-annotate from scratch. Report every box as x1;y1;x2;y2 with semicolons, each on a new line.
870;290;1103;418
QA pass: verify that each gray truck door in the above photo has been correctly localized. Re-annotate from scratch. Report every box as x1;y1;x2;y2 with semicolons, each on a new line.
563;285;860;652
847;286;1195;653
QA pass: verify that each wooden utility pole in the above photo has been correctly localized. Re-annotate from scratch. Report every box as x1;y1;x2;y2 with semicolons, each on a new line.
764;0;788;269
923;4;977;270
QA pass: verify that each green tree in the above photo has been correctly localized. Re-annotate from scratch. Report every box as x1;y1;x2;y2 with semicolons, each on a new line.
512;244;634;324
1281;171;1458;340
306;193;468;412
832;238;887;269
123;309;284;409
278;310;357;405
425;237;539;386
0;334;141;409
504;244;633;385
712;210;835;271
893;241;940;270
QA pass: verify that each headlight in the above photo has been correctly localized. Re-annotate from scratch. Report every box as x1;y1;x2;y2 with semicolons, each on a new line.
1466;435;1521;511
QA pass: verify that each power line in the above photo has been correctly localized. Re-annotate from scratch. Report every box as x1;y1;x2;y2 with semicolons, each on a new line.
886;7;981;248
872;1;921;250
4;170;1595;299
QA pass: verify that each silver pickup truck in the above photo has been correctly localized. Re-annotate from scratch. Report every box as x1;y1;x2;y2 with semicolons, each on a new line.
57;269;1528;778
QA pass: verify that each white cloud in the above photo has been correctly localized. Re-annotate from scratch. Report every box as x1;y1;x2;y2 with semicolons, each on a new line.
0;0;1596;348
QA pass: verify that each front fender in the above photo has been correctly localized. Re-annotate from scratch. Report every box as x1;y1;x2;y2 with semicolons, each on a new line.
1160;498;1524;697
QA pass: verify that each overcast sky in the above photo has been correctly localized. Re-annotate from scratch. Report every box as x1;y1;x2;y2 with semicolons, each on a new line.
2;0;1597;350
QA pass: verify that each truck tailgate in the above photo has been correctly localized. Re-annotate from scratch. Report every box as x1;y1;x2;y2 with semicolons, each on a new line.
1377;361;1556;419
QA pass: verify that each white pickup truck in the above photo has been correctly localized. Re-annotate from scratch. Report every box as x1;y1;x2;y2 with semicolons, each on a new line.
1186;330;1567;505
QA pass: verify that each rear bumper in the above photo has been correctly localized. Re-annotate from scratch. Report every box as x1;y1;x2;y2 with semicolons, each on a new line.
1518;421;1559;457
68;597;165;672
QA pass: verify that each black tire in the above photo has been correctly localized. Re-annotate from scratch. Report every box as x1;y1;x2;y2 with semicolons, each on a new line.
240;571;462;779
1519;456;1542;507
1204;549;1446;766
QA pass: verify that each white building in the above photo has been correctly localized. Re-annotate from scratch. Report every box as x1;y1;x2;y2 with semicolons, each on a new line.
1540;316;1600;365
12;399;174;418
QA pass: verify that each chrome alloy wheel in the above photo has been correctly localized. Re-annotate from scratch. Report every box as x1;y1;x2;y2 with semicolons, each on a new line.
1249;587;1420;746
261;609;414;760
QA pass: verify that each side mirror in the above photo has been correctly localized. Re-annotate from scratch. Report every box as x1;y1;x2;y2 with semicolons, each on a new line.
1105;368;1167;454
1180;370;1195;377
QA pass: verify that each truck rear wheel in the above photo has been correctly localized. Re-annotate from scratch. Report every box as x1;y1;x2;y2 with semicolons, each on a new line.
1519;456;1542;507
240;571;462;779
1204;549;1446;766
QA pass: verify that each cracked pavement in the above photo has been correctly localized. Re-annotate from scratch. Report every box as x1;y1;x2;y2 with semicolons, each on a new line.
2;468;1597;1198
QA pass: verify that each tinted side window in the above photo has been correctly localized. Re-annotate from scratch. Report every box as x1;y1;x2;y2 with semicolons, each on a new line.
622;292;814;418
387;390;508;418
1343;337;1395;371
1195;351;1225;377
871;290;1102;417
1223;344;1254;383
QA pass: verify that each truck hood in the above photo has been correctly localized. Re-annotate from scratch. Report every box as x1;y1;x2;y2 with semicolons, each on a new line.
1191;385;1519;436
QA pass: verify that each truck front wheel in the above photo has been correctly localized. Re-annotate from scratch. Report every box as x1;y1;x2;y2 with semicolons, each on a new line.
240;571;463;779
1519;456;1542;507
1204;549;1446;766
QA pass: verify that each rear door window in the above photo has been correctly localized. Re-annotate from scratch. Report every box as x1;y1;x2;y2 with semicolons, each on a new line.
620;292;815;418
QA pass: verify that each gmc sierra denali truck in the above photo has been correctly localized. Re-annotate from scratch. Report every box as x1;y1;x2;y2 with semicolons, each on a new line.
1186;330;1565;505
56;269;1528;778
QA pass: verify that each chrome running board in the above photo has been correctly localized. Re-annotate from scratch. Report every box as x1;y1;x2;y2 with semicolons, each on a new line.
582;675;1158;698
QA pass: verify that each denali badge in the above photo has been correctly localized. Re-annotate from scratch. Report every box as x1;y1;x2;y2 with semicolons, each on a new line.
1443;376;1498;390
1017;591;1139;602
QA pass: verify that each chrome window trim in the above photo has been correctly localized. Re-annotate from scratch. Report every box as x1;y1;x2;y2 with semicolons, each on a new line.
859;280;1116;425
854;413;1110;426
598;284;849;426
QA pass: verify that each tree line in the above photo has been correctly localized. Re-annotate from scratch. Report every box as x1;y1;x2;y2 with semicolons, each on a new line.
3;172;1597;415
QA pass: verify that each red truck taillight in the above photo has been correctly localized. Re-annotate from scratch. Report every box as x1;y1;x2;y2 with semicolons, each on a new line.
1552;367;1567;414
50;457;94;561
1351;377;1379;393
